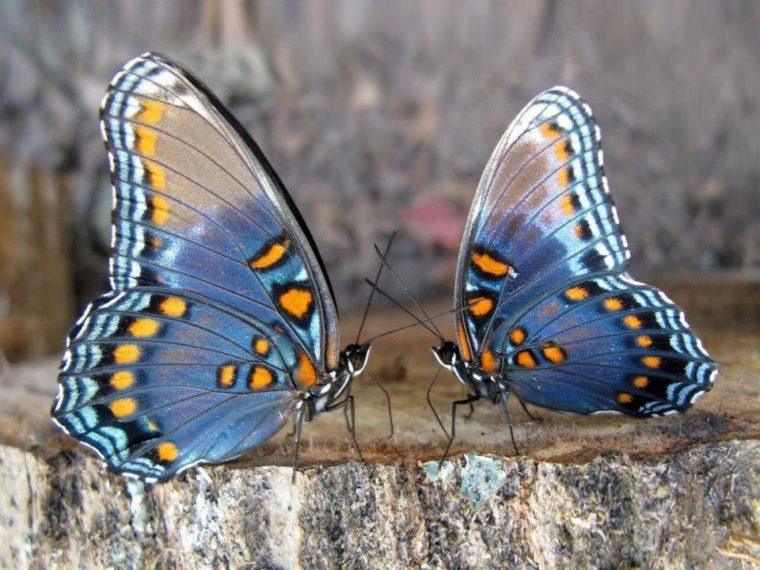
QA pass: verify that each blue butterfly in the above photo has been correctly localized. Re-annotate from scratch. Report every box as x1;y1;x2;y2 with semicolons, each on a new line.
51;53;373;482
431;87;718;453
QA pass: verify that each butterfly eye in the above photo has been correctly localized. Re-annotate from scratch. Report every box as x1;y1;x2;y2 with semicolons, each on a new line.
345;343;371;375
431;342;458;367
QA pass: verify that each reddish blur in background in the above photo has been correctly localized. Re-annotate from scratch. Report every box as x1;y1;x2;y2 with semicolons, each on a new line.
1;1;759;361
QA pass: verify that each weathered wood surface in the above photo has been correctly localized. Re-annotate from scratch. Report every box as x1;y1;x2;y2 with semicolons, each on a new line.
0;280;758;568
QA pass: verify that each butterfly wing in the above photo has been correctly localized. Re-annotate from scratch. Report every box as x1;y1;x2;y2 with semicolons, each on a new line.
454;87;717;414
54;288;299;480
52;53;337;480
497;273;717;415
101;52;339;371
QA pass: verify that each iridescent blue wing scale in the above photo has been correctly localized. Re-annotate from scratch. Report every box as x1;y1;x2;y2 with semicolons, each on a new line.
454;87;717;415
498;273;716;415
101;53;339;370
52;53;338;480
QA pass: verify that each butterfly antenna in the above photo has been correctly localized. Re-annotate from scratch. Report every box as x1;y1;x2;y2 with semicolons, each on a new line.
362;278;442;342
365;287;481;343
371;244;446;340
356;231;397;344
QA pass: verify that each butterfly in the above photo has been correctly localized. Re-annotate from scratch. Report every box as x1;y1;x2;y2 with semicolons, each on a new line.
430;87;718;454
51;53;374;482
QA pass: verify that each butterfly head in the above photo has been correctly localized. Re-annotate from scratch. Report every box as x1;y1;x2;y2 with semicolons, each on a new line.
343;342;372;377
431;341;460;371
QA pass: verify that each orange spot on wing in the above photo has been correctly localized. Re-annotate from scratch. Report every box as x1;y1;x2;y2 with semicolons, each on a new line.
110;371;135;390
145;162;167;191
109;398;137;417
516;350;537;368
624;315;642;329
150;194;170;224
559;194;576;215
249;367;273;389
558;168;572;188
480;348;499;373
468;296;494;317
326;337;339;371
457;321;472;362
279;288;313;319
603;298;623;312
218;365;236;388
617;392;634;404
509;327;526;346
157;442;178;462
554;140;571;162
135;126;157;156
295;353;318;388
636;335;653;348
250;241;289;270
254;338;270;355
539;122;560;138
565;286;588;301
129;318;160;337
471;251;509;276
160;296;186;317
642;356;662;369
138;100;166;124
114;344;140;364
633;375;650;389
541;343;566;364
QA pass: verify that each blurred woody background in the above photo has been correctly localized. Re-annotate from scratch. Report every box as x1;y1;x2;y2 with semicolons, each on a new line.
1;0;758;363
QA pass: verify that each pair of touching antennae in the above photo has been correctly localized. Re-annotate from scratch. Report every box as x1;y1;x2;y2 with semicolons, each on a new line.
363;238;531;464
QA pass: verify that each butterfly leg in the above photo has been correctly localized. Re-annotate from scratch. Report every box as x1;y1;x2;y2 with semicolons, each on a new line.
498;390;520;455
285;418;298;438
341;386;354;435
367;370;394;438
440;394;480;467
463;401;476;421
426;369;449;438
325;396;365;462
516;397;541;422
291;407;307;483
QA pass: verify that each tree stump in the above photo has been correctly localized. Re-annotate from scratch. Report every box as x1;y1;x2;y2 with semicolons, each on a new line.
0;280;758;568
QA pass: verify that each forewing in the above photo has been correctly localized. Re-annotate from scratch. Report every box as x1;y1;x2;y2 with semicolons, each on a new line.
100;52;339;371
454;87;628;362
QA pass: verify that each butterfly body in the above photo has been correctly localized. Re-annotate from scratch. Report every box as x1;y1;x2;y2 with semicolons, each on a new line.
433;87;717;434
51;53;371;482
433;341;505;403
298;342;371;420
